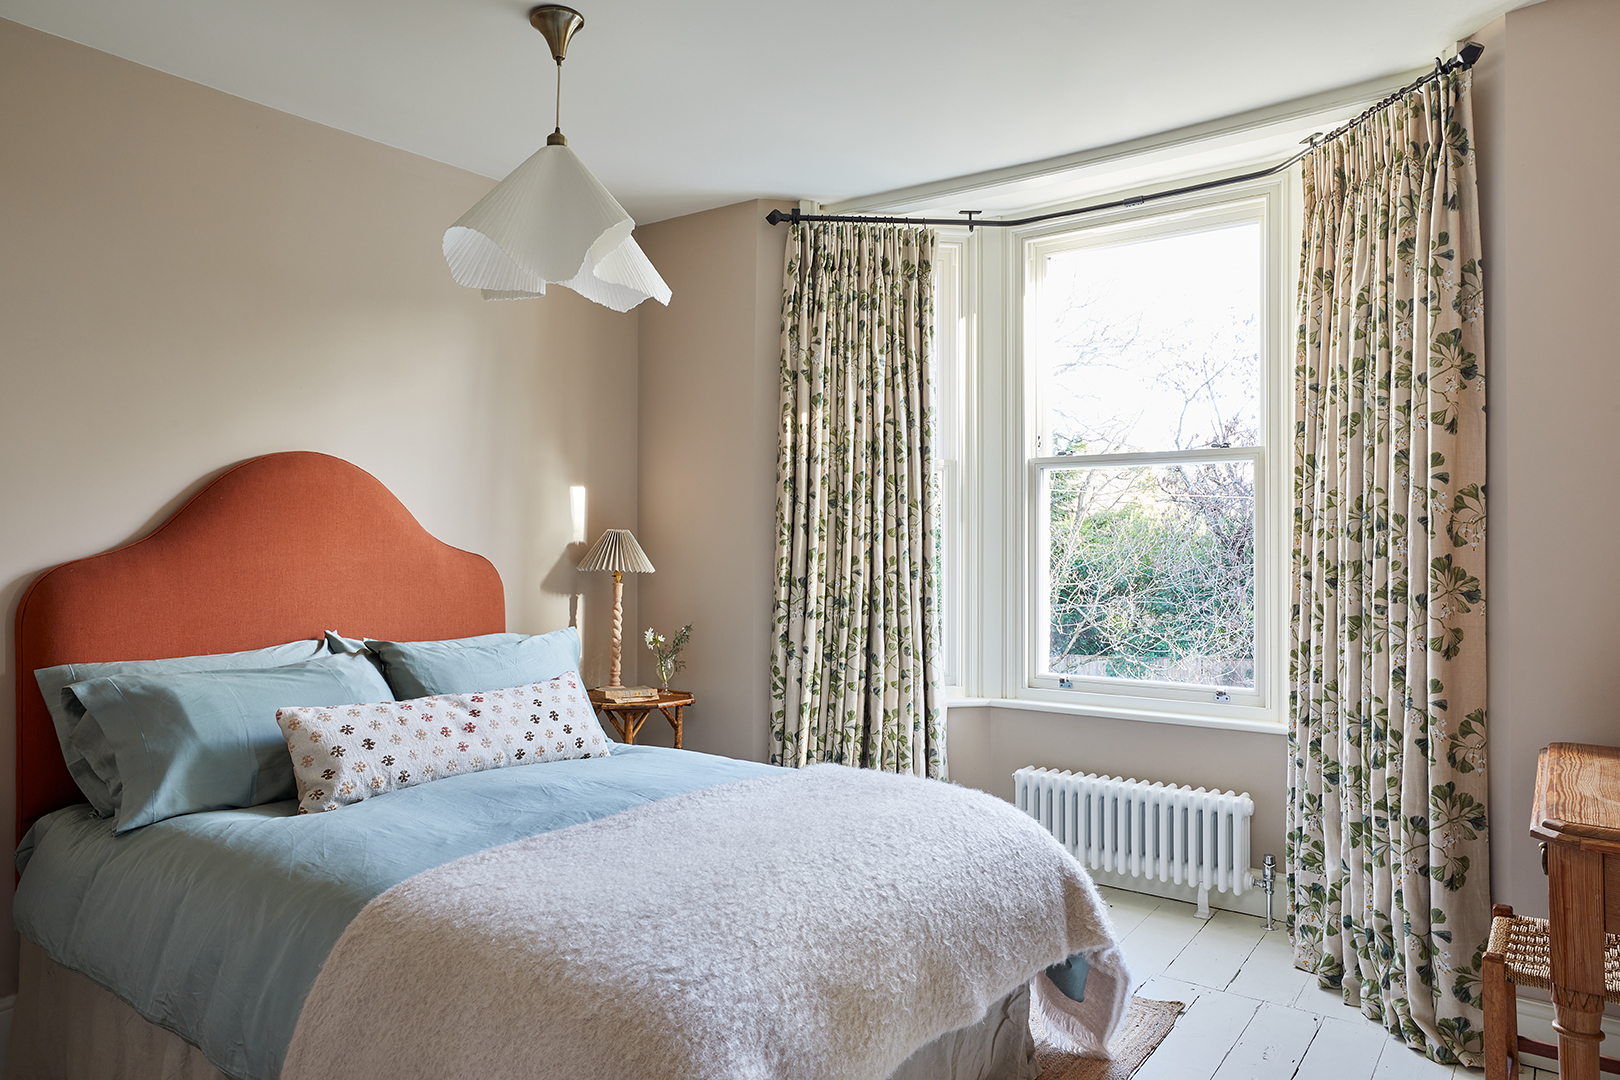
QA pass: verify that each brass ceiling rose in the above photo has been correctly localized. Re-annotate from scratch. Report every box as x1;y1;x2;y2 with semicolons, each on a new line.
529;5;584;63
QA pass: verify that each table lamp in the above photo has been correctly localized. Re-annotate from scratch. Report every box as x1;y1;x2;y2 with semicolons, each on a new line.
577;529;655;688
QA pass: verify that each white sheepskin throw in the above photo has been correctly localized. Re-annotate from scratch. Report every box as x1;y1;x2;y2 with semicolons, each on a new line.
282;764;1128;1080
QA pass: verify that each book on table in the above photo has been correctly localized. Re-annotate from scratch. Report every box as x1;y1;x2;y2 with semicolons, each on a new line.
597;685;660;703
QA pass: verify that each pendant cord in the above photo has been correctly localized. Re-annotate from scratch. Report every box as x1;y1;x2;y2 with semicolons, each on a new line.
555;60;562;134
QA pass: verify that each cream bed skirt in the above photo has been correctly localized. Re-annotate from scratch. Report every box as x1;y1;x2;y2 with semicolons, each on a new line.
9;940;228;1080
8;939;1037;1080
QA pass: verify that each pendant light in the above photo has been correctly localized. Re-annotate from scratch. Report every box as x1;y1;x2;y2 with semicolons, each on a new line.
443;6;671;312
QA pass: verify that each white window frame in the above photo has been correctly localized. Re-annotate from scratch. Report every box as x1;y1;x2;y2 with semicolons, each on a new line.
1005;179;1290;728
932;237;970;692
822;72;1422;732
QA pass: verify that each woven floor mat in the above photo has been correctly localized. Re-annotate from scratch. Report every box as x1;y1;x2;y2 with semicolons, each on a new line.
1031;996;1186;1080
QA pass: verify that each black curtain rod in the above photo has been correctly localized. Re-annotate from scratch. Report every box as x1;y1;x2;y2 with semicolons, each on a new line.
766;41;1484;232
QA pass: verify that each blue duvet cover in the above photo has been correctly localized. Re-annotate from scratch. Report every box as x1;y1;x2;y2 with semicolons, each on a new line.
14;745;775;1080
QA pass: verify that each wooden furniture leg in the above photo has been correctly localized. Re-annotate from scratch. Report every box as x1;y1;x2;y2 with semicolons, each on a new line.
663;703;684;749
1549;845;1607;1080
1485;904;1519;1080
600;706;653;745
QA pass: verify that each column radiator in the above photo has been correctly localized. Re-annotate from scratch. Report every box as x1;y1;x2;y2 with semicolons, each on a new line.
1013;766;1255;918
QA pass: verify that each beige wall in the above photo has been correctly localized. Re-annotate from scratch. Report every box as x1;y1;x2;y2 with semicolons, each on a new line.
632;201;791;758
1472;0;1620;917
0;17;640;997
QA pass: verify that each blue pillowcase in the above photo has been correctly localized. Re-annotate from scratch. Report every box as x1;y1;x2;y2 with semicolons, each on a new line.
358;628;581;699
67;651;394;833
34;637;330;817
1043;952;1091;1002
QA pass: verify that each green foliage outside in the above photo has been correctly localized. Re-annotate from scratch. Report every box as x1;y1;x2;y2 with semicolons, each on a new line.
1048;444;1255;687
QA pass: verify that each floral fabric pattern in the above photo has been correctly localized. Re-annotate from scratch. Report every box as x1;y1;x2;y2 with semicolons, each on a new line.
277;672;609;813
1288;69;1489;1066
770;222;944;778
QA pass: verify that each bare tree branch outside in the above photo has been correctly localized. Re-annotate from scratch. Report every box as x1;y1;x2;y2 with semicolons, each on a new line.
1038;223;1260;688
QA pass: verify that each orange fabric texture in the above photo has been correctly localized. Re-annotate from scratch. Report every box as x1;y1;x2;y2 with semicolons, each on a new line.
14;452;506;840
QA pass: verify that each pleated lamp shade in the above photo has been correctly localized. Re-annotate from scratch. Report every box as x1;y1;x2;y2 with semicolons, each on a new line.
578;529;655;574
443;144;671;312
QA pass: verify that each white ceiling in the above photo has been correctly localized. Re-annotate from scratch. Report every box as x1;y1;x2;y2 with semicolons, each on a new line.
0;0;1530;224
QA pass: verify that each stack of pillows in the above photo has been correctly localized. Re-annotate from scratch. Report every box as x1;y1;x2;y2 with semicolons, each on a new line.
35;628;610;832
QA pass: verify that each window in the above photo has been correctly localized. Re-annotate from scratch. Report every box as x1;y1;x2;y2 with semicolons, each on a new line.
1023;193;1281;716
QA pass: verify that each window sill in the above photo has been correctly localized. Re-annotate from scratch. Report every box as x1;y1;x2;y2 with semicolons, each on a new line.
944;695;1287;735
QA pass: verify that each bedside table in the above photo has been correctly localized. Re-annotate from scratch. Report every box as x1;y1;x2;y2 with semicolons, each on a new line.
587;689;694;748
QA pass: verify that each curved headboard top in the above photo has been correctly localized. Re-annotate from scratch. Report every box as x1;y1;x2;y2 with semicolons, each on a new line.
15;451;506;838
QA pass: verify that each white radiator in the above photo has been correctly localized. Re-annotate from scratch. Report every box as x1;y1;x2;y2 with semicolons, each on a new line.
1014;766;1255;918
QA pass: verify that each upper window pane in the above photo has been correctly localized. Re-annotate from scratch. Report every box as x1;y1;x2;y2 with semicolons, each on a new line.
1038;222;1261;455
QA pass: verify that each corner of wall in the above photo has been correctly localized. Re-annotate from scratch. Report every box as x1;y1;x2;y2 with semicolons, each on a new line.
631;200;794;763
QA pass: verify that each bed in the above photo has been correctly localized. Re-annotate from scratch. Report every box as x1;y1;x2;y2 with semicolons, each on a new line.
10;451;1124;1080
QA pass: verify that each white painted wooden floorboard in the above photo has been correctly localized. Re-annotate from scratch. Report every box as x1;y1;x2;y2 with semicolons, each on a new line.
1290;977;1381;1025
1209;1002;1322;1080
1164;908;1269;990
1227;928;1315;1005
1117;900;1209;983
1296;1017;1392;1080
1133;989;1261;1080
1108;885;1486;1079
1094;884;1163;939
1134;973;1206;1009
1370;1037;1462;1080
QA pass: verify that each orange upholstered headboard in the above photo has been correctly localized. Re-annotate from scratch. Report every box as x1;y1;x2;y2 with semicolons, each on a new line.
14;452;506;840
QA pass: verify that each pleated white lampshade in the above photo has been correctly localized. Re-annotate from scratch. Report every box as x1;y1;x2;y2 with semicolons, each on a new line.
443;144;671;313
578;529;655;574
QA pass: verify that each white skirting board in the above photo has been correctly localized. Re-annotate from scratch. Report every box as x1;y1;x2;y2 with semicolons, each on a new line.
1087;864;1275;921
1513;996;1620;1071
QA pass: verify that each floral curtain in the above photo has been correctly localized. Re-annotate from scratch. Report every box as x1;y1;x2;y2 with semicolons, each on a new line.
1287;69;1489;1066
770;222;945;778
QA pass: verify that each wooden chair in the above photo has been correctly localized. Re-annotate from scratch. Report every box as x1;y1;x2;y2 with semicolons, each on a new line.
1484;904;1620;1080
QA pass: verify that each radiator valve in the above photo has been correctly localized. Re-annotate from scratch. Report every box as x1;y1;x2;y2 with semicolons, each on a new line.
1262;853;1277;931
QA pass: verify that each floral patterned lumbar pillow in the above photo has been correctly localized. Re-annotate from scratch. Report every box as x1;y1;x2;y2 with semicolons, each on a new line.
276;671;610;814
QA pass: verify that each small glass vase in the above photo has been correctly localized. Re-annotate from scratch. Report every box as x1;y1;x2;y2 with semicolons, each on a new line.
657;659;674;690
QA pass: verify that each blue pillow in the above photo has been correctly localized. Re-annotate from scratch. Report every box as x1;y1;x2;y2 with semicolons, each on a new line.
35;637;329;816
67;651;393;833
1044;952;1091;1002
362;628;580;699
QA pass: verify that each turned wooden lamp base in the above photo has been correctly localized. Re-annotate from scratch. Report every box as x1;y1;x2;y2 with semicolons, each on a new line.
607;571;623;688
576;528;654;692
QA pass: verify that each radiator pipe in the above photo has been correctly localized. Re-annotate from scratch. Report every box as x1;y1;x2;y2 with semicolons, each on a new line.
1262;854;1277;931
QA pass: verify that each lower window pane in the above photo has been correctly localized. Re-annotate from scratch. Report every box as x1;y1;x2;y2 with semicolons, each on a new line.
1046;461;1254;689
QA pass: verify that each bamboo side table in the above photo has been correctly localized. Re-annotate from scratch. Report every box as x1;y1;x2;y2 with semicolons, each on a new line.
1529;742;1620;1080
587;689;694;748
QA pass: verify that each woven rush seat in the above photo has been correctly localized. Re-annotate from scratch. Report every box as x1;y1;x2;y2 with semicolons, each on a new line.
1485;905;1620;1080
1488;912;1620;1001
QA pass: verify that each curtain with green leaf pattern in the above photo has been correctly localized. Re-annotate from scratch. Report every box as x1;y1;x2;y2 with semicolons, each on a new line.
770;222;945;779
1288;68;1489;1067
